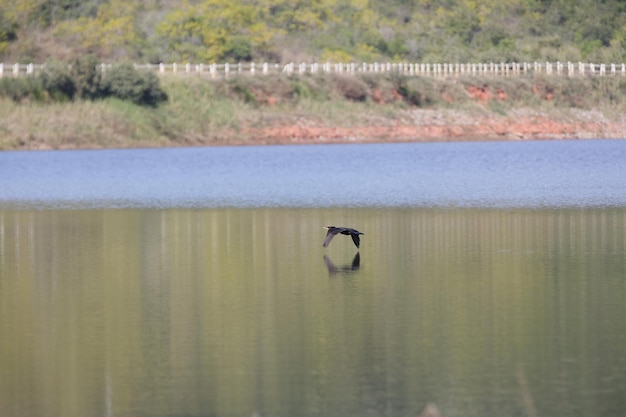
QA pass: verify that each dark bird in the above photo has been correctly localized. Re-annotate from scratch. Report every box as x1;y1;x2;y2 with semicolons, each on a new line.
323;226;364;249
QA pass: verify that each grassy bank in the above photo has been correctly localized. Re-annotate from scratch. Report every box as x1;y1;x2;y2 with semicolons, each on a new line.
1;73;626;150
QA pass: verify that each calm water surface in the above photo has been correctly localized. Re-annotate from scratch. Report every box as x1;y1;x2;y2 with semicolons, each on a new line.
1;140;626;417
1;139;625;208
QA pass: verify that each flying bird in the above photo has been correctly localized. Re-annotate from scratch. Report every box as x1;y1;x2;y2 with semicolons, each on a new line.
323;226;364;249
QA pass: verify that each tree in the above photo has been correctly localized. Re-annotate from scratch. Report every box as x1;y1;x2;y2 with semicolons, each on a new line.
53;0;141;58
0;10;17;55
157;0;273;62
268;0;337;31
70;54;101;99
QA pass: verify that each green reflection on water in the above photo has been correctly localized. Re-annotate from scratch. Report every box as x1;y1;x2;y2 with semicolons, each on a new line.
1;208;625;417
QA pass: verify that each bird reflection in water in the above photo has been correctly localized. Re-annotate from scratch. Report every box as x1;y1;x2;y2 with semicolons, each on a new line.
323;252;361;275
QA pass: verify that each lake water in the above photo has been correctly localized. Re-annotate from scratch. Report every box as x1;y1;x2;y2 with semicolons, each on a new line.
1;140;625;209
1;140;626;417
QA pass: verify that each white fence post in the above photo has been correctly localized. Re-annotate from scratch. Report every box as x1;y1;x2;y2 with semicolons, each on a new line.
2;61;625;79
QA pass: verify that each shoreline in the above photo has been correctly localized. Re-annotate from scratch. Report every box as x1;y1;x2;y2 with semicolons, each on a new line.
178;108;626;148
240;119;626;146
9;118;626;151
2;74;626;150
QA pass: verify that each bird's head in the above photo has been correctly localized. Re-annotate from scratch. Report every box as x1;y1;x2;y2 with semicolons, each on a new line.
323;226;334;229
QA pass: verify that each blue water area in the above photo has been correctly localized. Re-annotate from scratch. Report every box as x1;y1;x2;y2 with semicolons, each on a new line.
1;139;625;209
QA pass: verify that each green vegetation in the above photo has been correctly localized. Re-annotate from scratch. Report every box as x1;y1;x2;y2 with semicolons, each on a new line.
1;72;625;149
0;55;167;106
0;0;624;64
0;0;624;149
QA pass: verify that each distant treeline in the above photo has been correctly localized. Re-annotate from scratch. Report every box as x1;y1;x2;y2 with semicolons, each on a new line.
0;0;624;64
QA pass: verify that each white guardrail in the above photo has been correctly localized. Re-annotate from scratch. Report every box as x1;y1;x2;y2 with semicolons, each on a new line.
1;61;625;78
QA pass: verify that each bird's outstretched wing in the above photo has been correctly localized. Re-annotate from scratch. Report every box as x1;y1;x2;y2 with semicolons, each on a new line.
351;233;361;248
323;230;338;247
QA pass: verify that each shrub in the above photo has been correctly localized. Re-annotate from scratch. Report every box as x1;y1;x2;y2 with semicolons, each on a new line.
99;63;168;106
291;77;315;99
0;77;45;102
70;55;102;99
333;75;369;101
395;77;437;107
40;60;76;101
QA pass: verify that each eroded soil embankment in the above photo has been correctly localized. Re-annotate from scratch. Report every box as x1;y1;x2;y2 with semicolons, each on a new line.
239;115;626;145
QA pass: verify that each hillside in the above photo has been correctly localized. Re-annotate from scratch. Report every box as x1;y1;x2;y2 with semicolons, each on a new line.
1;0;625;64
